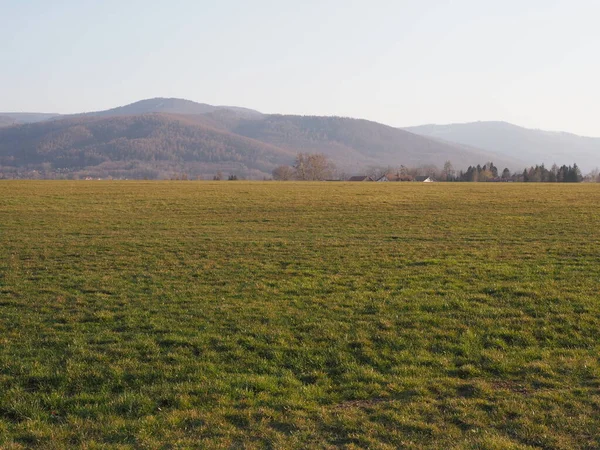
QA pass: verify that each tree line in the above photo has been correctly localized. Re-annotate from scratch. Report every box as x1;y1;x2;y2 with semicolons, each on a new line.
456;163;586;182
272;153;336;181
272;154;600;183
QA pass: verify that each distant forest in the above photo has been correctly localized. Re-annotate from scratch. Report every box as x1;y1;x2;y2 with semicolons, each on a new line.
2;153;599;182
0;108;522;180
269;157;598;183
454;162;590;183
0;112;598;182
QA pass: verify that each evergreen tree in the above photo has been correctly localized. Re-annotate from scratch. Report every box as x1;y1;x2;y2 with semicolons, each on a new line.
572;163;582;182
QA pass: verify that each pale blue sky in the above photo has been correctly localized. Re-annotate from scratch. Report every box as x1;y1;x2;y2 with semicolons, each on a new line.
2;0;599;135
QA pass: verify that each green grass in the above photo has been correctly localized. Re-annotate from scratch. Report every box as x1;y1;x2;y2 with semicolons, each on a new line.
0;181;599;449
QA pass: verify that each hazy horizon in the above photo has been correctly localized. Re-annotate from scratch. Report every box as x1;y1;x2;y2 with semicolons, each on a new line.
2;1;599;136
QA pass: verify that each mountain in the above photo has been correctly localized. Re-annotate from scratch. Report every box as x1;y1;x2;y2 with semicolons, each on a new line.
0;116;15;127
405;121;600;171
0;98;262;127
0;113;60;126
0;99;526;179
74;98;263;119
199;113;522;171
0;114;294;179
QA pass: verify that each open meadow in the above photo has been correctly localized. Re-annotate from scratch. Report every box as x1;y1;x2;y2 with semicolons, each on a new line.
0;181;599;449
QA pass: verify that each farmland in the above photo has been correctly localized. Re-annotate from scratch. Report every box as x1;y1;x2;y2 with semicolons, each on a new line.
0;181;599;449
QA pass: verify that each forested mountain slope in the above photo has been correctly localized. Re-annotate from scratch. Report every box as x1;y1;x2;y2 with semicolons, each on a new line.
0;99;529;179
406;121;600;171
0;114;294;179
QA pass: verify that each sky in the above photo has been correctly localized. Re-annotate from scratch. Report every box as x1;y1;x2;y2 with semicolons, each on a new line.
2;0;599;136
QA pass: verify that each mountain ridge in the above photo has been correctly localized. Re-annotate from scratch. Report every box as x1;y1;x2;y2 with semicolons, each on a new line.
408;120;600;139
0;111;523;179
69;97;263;119
0;112;295;179
0;112;61;126
3;98;596;178
405;121;600;171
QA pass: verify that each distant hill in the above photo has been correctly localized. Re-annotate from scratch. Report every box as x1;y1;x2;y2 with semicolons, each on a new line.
0;114;294;179
0;116;15;127
406;121;600;171
73;98;263;119
209;114;522;172
0;112;60;126
1;98;262;127
0;99;531;179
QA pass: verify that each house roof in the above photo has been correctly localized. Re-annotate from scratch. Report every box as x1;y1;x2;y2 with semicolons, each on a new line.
348;176;373;182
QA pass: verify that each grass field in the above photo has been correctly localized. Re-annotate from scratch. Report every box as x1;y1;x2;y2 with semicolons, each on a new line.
0;181;599;449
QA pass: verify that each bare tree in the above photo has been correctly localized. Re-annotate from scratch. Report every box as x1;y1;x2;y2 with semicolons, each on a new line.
293;153;308;180
442;161;455;181
293;153;335;180
584;168;600;182
272;165;295;181
410;164;440;178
